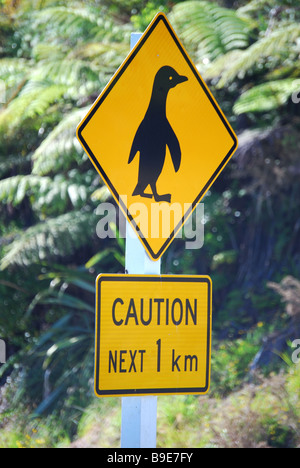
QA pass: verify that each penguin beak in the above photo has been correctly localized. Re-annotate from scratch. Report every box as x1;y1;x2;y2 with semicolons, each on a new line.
177;75;188;84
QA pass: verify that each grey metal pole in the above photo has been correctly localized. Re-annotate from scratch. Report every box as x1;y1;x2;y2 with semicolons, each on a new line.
121;221;161;448
120;32;161;449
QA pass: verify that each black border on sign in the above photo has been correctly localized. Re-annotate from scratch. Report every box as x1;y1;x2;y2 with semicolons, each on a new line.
77;13;238;260
94;275;212;397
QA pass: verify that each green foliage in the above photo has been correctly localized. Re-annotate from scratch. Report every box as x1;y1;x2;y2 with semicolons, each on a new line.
0;209;99;269
171;1;251;62
211;332;261;396
1;263;95;435
131;1;168;30
0;173;91;212
31;108;88;176
0;82;67;131
234;78;300;114
0;4;129;435
206;23;300;87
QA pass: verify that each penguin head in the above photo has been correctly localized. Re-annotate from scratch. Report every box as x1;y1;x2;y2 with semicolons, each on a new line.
154;66;188;93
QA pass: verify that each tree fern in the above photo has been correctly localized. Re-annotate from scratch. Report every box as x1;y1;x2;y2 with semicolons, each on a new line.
233;78;300;114
5;0;62;14
74;41;130;76
0;174;52;206
0;2;130;132
0;81;67;131
31;4;129;43
170;1;252;63
0;209;99;270
32;107;88;176
0;154;31;179
206;23;300;86
30;56;101;99
0;58;29;88
0;172;96;216
32;5;101;34
27;41;129;103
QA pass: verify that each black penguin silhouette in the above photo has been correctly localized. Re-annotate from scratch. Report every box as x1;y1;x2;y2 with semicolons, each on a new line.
128;66;188;203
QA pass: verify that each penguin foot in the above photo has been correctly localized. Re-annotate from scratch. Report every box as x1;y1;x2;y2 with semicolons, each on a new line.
132;189;153;199
154;193;171;203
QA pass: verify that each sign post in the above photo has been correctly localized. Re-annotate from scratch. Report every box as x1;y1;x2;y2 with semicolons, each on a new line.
121;32;159;449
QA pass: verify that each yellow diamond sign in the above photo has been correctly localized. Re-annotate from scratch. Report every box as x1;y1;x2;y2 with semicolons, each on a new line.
77;13;238;260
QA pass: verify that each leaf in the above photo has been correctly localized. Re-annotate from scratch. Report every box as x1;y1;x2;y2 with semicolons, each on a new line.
0;175;50;206
0;81;67;130
171;1;251;62
0;58;29;89
0;209;99;269
41;294;94;313
70;279;95;294
29;314;72;346
0;173;91;213
32;6;101;37
207;23;300;86
85;249;114;269
44;336;87;367
234;78;300;114
32;108;88;176
33;385;65;416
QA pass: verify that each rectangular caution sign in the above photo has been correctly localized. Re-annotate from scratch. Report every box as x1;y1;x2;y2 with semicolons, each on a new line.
95;275;212;397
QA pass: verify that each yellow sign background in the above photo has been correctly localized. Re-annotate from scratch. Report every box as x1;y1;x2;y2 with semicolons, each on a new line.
95;275;212;397
77;13;238;259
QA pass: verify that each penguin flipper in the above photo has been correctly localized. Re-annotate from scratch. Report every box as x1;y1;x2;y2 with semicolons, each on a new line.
128;125;143;164
128;147;138;164
166;123;181;172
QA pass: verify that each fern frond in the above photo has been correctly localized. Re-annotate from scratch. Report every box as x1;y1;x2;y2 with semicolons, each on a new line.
233;78;300;114
32;107;88;176
0;209;98;270
32;5;113;41
30;57;98;89
0;81;67;131
0;173;91;214
0;154;31;179
10;0;63;14
0;175;51;206
171;1;251;62
33;5;98;27
237;0;272;17
0;58;29;83
40;61;104;101
0;58;30;105
29;42;127;100
207;23;300;86
73;41;128;61
33;176;91;215
31;42;66;62
73;41;129;75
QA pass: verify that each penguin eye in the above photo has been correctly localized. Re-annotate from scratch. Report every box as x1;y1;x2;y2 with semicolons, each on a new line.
169;76;173;81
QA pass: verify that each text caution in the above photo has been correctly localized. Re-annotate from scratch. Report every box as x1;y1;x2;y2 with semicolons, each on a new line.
95;274;212;397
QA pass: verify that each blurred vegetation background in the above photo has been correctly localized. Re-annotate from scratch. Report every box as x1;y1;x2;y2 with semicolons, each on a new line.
0;0;299;448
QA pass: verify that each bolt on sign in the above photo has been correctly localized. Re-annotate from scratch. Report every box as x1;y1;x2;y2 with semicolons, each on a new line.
77;13;238;261
94;275;212;397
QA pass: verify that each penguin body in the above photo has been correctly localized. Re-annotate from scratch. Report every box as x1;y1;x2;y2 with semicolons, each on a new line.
128;66;187;202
